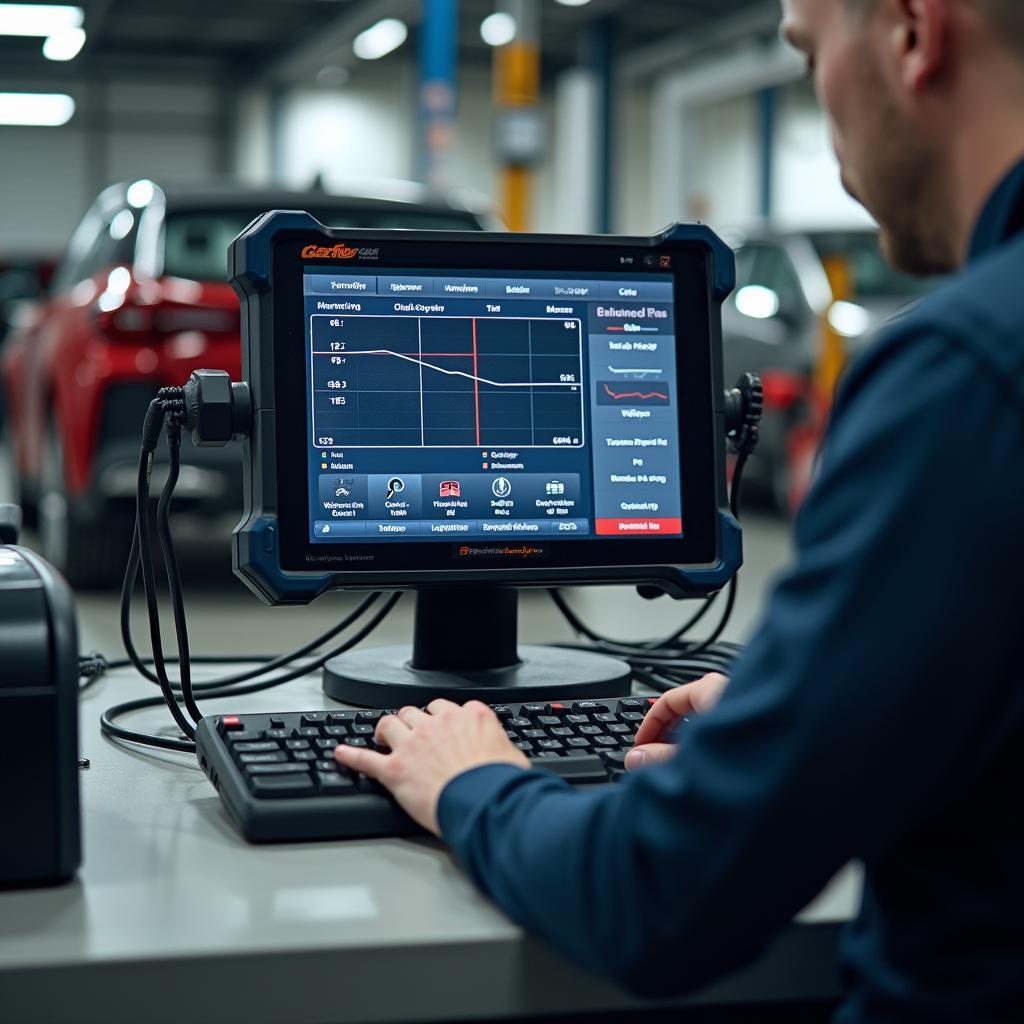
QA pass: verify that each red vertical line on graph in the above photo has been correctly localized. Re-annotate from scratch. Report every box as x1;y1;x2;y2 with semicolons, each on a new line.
472;318;481;446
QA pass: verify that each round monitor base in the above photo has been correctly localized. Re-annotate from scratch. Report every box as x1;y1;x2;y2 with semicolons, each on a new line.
322;645;633;708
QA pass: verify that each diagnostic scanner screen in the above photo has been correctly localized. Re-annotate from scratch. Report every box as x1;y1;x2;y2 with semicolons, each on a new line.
303;269;684;544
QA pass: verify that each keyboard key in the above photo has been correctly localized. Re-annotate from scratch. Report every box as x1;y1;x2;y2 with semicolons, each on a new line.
317;772;358;794
268;717;286;729
220;715;243;731
324;726;348;739
522;729;546;740
545;703;569;715
227;732;264;745
536;716;562;727
508;717;531;730
292;750;317;762
296;727;321;739
351;723;375;736
550;726;573;738
245;762;311;775
566;714;589;726
620;711;644;723
593;735;619;748
238;752;287;765
263;728;289;740
356;711;383;724
572;701;604;713
594;713;618;724
617;699;645;712
233;741;280;753
284;739;310;751
343;737;369;748
326;712;354;724
315;760;339;773
578;724;604;736
314;737;340;751
530;754;608;783
538;739;564;751
513;741;534;753
534;751;561;759
250;775;314;798
599;750;629;769
607;723;631;735
566;736;591;749
491;705;514;720
521;703;547;717
301;713;327;727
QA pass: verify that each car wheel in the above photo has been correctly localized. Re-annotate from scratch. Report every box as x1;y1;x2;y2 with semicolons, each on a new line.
39;416;133;588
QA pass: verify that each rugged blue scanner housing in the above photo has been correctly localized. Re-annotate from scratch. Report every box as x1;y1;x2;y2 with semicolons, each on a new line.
228;213;741;613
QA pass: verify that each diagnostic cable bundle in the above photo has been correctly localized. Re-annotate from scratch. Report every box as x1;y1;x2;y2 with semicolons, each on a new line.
88;372;762;755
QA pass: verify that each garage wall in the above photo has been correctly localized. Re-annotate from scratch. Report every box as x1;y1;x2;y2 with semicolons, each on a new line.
0;76;226;258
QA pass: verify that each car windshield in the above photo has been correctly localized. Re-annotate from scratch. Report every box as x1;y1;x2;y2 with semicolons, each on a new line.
808;231;934;300
163;206;484;282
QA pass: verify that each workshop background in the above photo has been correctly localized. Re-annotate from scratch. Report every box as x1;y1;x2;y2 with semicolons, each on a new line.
0;0;929;650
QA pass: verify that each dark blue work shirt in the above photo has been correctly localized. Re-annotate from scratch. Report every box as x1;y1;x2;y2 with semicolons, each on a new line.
438;157;1024;1022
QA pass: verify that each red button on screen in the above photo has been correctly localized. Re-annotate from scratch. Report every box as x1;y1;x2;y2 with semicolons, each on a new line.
595;518;683;536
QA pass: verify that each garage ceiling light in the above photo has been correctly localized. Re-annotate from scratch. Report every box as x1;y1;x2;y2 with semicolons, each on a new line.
353;18;407;60
0;3;82;36
42;25;85;60
481;12;516;47
0;92;75;126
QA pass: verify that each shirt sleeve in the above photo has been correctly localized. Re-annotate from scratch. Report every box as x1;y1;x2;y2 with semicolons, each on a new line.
437;326;1024;999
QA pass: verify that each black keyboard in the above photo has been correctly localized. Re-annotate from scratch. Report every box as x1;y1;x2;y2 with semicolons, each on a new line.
195;697;658;842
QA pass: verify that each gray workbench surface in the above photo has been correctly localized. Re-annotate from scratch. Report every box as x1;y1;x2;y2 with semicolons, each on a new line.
0;664;861;1024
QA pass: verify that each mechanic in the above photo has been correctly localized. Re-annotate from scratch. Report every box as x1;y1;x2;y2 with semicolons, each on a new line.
336;0;1024;1018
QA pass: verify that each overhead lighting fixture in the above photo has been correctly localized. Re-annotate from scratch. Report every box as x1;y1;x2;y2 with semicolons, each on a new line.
0;92;75;126
42;25;85;60
480;12;516;47
353;18;407;60
553;0;592;6
0;3;82;36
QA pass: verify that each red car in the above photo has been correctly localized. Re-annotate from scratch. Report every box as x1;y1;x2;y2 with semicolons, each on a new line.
3;181;489;586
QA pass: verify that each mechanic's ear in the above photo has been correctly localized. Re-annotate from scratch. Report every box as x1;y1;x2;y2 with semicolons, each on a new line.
893;0;948;92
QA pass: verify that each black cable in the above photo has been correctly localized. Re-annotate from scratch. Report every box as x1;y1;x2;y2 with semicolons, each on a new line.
132;398;196;741
101;592;403;753
155;417;202;726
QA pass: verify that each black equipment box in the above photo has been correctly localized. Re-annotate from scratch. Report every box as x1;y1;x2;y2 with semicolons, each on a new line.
0;545;81;887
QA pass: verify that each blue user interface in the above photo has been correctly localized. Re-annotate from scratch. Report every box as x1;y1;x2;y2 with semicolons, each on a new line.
303;268;684;543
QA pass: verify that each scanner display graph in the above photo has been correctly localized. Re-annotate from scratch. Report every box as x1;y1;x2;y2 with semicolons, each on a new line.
311;314;585;448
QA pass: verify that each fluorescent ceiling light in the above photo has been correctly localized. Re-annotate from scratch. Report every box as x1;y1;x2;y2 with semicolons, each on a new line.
353;18;407;60
480;12;516;47
0;4;82;36
42;25;85;60
0;92;75;126
553;0;592;6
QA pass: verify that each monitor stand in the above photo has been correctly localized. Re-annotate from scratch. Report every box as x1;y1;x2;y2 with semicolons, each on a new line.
322;587;632;708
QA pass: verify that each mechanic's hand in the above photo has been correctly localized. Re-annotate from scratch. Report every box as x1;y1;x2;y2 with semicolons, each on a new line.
627;672;729;771
334;700;530;836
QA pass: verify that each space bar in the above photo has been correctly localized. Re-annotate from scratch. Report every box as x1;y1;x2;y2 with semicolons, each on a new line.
529;755;609;783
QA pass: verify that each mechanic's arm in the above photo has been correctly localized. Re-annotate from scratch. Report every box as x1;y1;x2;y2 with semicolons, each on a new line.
340;330;1024;998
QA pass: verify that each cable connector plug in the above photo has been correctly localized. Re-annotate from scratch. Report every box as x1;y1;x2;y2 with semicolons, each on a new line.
724;373;763;458
182;369;252;448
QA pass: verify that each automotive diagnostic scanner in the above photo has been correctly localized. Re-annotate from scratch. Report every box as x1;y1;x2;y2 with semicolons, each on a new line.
225;213;743;704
